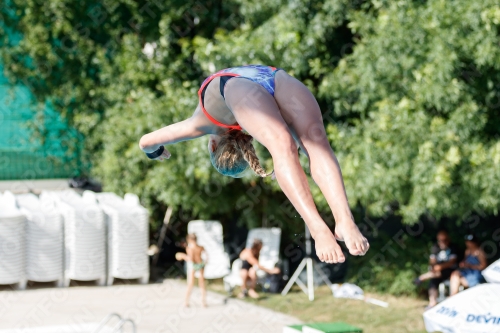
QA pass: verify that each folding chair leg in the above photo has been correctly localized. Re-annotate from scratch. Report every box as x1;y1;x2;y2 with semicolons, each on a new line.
438;283;445;302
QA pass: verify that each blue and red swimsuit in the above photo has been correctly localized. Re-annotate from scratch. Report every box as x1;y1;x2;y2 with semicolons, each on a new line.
197;65;283;130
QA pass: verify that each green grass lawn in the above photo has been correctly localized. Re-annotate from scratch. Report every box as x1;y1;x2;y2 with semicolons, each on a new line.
208;282;429;333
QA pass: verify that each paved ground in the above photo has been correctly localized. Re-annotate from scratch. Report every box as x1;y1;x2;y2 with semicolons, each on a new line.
0;280;300;333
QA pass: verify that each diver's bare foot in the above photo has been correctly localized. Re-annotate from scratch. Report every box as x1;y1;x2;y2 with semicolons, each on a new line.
313;229;345;263
248;289;259;299
334;219;369;256
184;303;190;308
202;302;207;308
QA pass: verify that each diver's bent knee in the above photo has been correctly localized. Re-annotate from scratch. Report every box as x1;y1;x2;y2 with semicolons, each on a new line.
268;133;297;156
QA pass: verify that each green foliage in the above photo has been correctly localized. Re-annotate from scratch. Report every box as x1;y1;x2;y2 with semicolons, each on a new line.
323;0;500;222
387;269;417;296
1;0;499;235
347;229;430;296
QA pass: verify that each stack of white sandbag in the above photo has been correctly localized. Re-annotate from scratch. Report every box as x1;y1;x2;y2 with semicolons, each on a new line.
40;190;106;286
16;193;64;286
0;191;27;289
83;191;149;285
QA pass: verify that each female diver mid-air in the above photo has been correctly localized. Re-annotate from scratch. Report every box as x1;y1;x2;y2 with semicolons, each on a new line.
139;65;369;263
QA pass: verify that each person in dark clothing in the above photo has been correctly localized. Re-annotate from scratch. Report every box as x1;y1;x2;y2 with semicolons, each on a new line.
414;230;458;308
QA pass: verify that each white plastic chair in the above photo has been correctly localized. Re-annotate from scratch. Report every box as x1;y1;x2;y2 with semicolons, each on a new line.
438;280;464;302
186;220;230;279
222;257;243;292
223;227;281;292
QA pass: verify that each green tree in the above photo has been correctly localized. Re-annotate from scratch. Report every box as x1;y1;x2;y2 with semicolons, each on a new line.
1;0;499;232
321;0;500;222
0;0;305;234
190;0;500;223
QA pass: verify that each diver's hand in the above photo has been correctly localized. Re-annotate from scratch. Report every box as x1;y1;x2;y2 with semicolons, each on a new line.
142;143;171;161
153;148;171;161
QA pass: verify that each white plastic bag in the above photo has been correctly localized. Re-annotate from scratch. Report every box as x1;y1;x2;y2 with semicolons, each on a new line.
332;283;364;298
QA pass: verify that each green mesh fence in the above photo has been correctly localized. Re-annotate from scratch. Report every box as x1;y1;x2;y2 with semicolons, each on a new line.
0;65;84;180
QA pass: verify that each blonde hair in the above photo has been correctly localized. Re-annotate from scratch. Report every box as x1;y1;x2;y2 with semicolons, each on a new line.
209;130;272;178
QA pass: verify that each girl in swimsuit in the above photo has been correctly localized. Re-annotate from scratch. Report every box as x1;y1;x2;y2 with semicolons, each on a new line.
140;65;369;263
175;234;207;307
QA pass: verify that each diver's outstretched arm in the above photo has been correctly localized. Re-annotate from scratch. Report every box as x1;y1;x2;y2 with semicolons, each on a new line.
139;116;207;153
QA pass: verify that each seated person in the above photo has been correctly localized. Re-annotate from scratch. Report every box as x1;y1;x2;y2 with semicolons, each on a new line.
413;230;458;308
239;239;280;299
450;234;487;295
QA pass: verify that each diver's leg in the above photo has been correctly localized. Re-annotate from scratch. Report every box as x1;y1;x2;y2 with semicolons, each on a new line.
225;78;344;263
273;71;369;255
